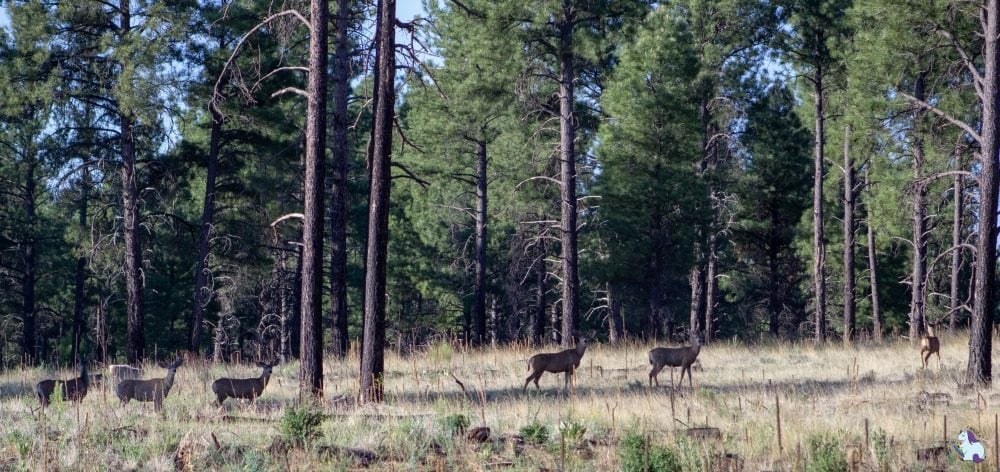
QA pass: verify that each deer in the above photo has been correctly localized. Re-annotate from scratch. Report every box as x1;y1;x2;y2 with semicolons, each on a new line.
36;362;90;408
108;364;143;385
523;336;589;392
211;360;279;406
920;320;941;369
115;358;183;411
648;334;702;388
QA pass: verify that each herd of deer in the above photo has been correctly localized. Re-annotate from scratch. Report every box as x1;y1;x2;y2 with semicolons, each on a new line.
34;326;944;409
35;358;280;411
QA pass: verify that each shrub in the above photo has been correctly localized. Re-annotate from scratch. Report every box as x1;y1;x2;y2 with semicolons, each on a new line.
619;430;682;472
805;433;847;472
280;403;325;447
520;420;550;445
558;418;587;448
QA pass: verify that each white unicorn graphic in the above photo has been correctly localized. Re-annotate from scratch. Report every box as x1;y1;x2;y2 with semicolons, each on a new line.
955;429;986;463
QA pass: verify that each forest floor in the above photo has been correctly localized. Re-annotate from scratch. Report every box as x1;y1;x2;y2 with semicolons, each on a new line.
0;332;996;470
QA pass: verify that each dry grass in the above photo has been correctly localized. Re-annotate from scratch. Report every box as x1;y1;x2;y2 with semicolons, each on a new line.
1;332;997;470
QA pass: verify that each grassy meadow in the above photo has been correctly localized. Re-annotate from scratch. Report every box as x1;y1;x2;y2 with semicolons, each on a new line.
1;332;996;471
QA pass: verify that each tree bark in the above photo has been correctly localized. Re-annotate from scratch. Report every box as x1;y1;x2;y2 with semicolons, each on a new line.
72;163;90;364
533;242;546;346
328;0;351;359
299;0;329;399
843;123;856;345
558;2;578;347
189;107;223;353
359;0;395;403
967;0;1000;386
607;283;621;344
865;168;882;343
909;73;928;345
812;56;827;344
21;161;37;362
122;118;145;363
949;174;963;333
688;242;704;342
472;139;488;345
705;232;717;344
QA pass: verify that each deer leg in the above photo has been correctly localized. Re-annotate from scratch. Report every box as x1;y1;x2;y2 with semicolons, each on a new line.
686;366;693;388
922;350;930;369
936;351;942;370
670;367;676;388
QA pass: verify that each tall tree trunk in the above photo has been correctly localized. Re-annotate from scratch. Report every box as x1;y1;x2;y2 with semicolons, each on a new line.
704;232;717;343
122;119;145;363
812;58;827;344
328;0;351;359
359;0;395;403
472;139;488;345
533;244;546;346
299;0;329;399
550;302;561;344
949;174;963;333
607;283;622;344
843;123;856;345
189;108;222;353
909;73;928;345
558;4;578;347
865;168;882;343
768;216;782;336
279;256;292;362
688;242;704;341
21;162;37;362
967;0;1000;386
72;164;90;363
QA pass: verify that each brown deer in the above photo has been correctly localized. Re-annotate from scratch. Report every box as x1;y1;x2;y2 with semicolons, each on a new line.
36;362;90;408
649;335;702;388
212;360;278;405
523;337;589;392
920;320;941;369
115;358;183;410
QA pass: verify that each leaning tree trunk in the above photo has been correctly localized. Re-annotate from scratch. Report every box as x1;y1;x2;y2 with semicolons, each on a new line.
909;73;928;345
472;139;488;346
843;123;856;345
21;161;37;362
812;57;827;344
967;0;1000;386
299;0;329;399
189;107;223;353
865;168;882;343
328;0;351;359
557;8;579;347
72;163;91;364
949;174;963;333
359;0;395;403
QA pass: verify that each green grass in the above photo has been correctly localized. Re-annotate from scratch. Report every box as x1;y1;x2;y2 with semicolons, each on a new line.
0;333;996;469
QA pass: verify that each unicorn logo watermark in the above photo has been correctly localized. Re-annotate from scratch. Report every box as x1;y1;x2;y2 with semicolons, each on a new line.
955;429;986;463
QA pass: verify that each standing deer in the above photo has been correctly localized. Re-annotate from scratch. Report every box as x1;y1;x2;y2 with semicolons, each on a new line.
523;337;589;392
212;360;278;405
920;320;941;369
115;358;183;410
649;335;702;388
36;362;90;408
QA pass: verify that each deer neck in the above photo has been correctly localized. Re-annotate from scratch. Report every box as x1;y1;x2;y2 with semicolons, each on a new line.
576;343;588;359
261;371;272;388
163;369;177;393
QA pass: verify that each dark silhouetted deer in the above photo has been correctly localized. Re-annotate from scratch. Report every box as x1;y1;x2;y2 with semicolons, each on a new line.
523;337;589;392
649;335;702;388
212;360;279;405
115;358;182;410
36;362;90;408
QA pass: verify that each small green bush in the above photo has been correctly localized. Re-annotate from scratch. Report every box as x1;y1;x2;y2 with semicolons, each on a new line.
280;403;325;447
805;433;847;472
439;413;469;435
619;430;681;472
559;418;587;448
871;428;891;470
520;420;550;445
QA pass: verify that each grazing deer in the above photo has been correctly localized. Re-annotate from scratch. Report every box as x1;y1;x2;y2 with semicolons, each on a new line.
920;320;941;369
115;358;182;410
212;360;278;405
36;362;90;408
649;335;702;388
523;337;589;392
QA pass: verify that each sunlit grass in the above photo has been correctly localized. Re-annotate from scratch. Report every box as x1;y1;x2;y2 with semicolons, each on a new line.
0;331;995;470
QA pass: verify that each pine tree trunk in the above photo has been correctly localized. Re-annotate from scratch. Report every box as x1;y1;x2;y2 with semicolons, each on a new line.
768;218;782;336
533;243;546;346
607;283;621;344
472;139;488;346
279;257;292;362
705;232;717;344
21;162;37;362
550;302;561;344
909;73;928;345
122;117;145;363
328;0;351;359
865;169;882;343
189;108;222;354
949;174;963;333
299;0;329;399
811;57;827;344
558;4;578;347
688;242;704;342
966;0;1000;386
843;123;856;345
359;0;395;403
72;164;90;364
